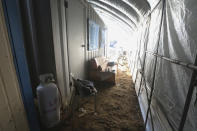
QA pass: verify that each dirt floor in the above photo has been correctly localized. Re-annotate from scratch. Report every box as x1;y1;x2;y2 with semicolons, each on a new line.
53;62;145;131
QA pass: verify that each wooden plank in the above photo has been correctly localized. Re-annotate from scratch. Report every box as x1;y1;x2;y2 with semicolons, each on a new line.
0;0;29;130
0;74;16;131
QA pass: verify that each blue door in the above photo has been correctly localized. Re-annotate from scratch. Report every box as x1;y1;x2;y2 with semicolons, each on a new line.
2;0;40;130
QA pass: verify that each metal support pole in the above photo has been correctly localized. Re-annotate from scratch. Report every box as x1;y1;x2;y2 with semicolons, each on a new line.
146;51;197;71
145;46;197;131
145;47;197;131
145;0;166;127
134;20;155;130
137;19;150;97
178;58;197;131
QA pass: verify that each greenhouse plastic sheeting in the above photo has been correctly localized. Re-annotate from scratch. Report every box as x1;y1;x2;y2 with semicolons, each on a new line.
88;0;150;30
134;0;197;131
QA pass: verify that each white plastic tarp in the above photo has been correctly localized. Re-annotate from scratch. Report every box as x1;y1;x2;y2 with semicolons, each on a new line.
134;0;197;130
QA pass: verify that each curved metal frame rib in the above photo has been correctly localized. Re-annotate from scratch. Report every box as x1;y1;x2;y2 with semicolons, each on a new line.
88;1;137;29
90;3;136;30
94;7;135;32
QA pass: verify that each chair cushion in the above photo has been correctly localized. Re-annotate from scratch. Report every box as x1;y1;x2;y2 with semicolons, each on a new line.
94;57;108;71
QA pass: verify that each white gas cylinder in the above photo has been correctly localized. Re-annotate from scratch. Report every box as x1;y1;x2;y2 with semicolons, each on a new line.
37;74;60;128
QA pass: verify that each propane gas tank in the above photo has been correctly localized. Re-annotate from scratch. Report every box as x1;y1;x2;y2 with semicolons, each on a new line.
37;74;60;128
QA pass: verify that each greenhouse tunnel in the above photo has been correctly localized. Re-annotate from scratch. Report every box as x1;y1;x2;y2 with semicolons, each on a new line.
0;0;197;131
88;0;197;130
